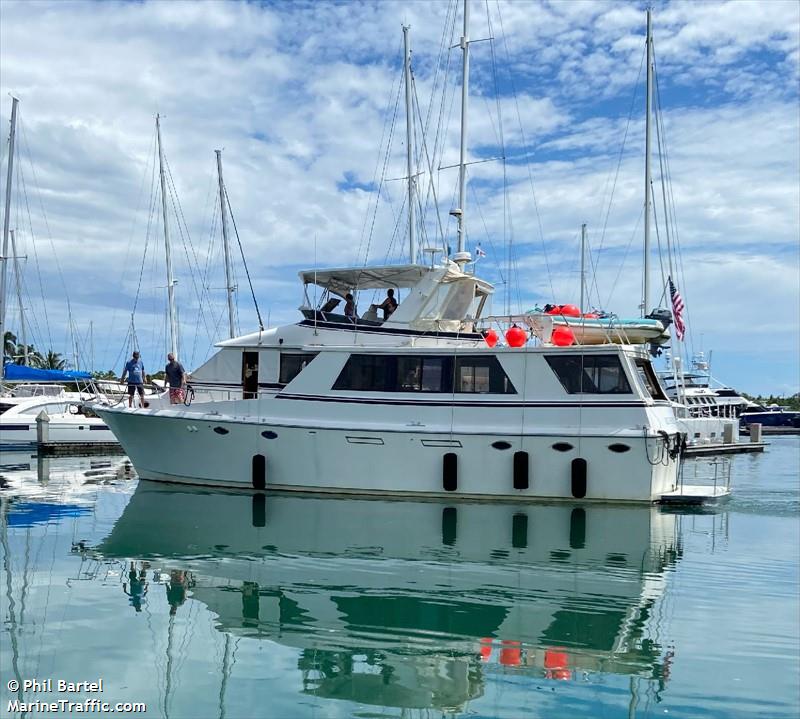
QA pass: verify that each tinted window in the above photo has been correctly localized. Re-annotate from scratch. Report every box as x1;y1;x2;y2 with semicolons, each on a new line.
397;356;446;392
454;356;515;394
279;353;319;384
333;354;516;394
333;355;394;392
546;355;632;394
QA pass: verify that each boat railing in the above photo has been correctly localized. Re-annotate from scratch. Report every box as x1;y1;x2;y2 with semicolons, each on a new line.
83;379;162;408
678;456;732;495
480;312;638;346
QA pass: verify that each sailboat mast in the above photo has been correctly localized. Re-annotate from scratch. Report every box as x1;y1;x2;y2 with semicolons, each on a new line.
0;96;19;359
580;223;587;314
156;114;178;358
403;25;416;265
156;115;178;359
215;150;236;339
642;9;653;317
453;0;471;263
10;230;26;364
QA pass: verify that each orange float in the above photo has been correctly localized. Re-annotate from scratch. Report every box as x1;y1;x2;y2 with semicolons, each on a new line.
499;640;522;666
505;325;527;347
551;325;575;346
544;648;571;680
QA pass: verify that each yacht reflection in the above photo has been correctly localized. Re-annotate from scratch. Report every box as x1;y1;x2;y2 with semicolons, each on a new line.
98;481;684;711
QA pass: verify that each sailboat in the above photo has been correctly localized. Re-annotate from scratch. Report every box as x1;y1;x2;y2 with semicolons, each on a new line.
93;2;723;503
0;98;121;447
626;13;747;450
1;98;93;388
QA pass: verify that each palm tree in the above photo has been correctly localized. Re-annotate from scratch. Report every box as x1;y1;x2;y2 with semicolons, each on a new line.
3;331;17;360
36;350;68;370
20;345;44;366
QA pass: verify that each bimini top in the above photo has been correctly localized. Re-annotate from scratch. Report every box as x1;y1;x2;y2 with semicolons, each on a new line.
299;262;493;299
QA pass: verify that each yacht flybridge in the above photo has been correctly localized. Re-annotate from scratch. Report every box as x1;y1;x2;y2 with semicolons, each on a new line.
297;262;493;335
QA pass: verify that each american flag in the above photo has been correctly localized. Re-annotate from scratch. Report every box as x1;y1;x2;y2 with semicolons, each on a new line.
669;276;686;341
475;244;486;258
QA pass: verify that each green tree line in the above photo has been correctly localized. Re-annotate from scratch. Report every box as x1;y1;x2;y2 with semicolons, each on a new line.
742;392;800;411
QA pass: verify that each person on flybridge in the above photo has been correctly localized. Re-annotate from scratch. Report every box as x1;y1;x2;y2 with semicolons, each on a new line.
377;288;398;320
344;293;357;319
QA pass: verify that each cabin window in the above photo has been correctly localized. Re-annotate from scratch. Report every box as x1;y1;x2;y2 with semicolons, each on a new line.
397;357;446;392
457;362;489;393
454;356;514;394
634;358;668;400
333;354;516;394
333;355;393;392
279;352;319;385
545;354;632;394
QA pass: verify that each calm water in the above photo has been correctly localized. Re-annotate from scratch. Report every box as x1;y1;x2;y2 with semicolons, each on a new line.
0;439;798;719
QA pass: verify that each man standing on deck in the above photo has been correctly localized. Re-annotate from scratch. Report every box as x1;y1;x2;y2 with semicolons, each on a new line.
165;353;186;404
120;350;146;408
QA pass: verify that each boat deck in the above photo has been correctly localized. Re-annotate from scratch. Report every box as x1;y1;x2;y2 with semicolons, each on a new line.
685;442;766;455
658;484;731;505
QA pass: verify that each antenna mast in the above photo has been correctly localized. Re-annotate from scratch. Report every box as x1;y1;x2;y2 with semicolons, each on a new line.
451;0;472;267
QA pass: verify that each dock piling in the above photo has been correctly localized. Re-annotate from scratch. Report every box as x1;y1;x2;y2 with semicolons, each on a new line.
36;410;50;445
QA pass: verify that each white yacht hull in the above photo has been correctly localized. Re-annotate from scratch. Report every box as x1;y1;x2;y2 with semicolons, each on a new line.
97;402;681;502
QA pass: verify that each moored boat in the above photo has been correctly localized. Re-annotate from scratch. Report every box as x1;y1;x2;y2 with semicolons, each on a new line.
94;258;686;502
94;3;694;503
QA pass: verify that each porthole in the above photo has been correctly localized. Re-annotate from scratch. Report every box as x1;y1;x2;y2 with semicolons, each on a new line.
552;442;574;452
261;430;278;439
491;441;512;450
213;426;230;435
608;443;631;453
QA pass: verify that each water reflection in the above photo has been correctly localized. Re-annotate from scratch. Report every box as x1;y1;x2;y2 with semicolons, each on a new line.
96;482;683;712
0;451;134;526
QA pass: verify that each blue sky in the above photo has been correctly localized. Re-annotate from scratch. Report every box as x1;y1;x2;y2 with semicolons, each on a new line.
0;0;798;395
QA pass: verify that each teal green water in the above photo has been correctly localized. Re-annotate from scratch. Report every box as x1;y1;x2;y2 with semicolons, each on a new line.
1;438;798;718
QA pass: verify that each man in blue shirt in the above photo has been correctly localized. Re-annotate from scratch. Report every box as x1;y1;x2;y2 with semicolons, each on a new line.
121;350;146;407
